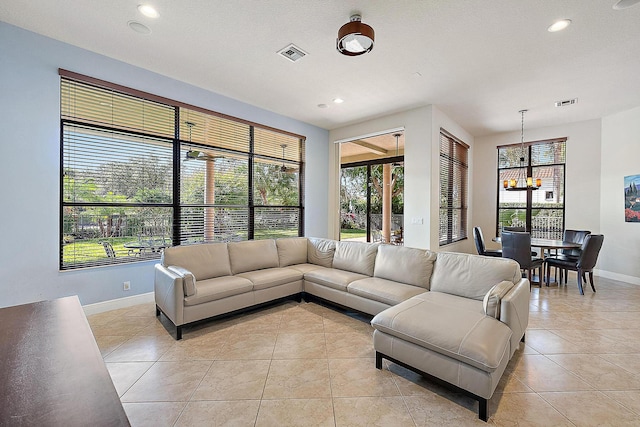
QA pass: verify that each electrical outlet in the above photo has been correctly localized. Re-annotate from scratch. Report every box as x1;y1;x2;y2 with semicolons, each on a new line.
123;281;131;291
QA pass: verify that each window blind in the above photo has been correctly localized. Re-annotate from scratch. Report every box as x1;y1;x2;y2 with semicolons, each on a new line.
61;83;174;269
439;130;468;246
60;72;305;269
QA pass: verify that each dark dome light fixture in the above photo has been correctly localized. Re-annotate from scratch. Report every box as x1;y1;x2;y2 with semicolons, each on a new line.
336;14;375;56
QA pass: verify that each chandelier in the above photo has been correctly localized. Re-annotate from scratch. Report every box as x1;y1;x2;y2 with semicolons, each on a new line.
504;110;541;191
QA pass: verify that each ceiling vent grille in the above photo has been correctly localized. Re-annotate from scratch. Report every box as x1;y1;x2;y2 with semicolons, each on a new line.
555;98;578;107
277;44;308;62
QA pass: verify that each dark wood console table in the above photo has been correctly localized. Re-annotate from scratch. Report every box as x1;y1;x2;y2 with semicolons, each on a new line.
0;296;130;426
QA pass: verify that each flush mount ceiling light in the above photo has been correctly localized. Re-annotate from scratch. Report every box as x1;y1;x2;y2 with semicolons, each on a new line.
333;98;344;104
547;19;572;32
613;0;640;9
138;4;159;18
337;14;374;56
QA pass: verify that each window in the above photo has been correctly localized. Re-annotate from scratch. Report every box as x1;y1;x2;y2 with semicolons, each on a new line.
497;139;566;239
60;71;304;270
439;129;469;246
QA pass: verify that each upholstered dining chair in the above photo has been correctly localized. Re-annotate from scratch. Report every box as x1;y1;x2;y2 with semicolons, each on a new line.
553;230;591;284
501;231;544;288
473;226;502;257
545;234;604;295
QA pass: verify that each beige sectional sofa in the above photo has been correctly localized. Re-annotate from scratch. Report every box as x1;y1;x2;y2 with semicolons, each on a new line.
154;236;529;421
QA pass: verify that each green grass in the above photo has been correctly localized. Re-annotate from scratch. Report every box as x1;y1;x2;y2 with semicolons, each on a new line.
63;229;300;265
63;237;136;263
340;228;366;240
254;229;299;239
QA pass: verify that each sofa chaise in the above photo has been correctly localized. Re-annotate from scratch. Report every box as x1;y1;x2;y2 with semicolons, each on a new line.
154;237;529;420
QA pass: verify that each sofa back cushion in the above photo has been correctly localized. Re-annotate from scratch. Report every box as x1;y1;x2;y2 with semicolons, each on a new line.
430;252;521;300
307;238;337;268
333;241;378;276
228;239;279;274
162;243;231;281
374;245;437;289
276;237;308;267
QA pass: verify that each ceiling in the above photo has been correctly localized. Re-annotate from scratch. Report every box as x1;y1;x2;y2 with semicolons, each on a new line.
340;133;404;164
2;0;640;136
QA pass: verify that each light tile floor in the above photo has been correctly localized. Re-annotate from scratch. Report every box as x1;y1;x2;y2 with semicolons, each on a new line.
88;275;640;426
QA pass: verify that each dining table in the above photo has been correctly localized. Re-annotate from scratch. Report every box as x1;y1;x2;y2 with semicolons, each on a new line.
493;236;581;285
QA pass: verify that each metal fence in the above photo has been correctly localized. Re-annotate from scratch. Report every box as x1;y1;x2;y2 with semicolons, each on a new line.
502;215;563;239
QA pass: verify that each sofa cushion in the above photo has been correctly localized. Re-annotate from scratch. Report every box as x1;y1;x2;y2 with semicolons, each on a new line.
333;241;379;276
483;281;515;319
374;245;437;289
237;267;303;291
166;265;196;297
162;243;231;281
419;291;484;314
276;237;308;267
304;268;368;292
228;239;279;274
371;293;512;372
286;263;324;274
430;252;521;300
184;276;254;307
307;238;336;268
347;277;426;306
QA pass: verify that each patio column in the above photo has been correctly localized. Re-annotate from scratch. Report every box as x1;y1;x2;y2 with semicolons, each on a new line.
204;158;215;242
382;163;392;243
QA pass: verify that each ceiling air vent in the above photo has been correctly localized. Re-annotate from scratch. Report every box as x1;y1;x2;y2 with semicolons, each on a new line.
277;44;308;62
555;98;578;107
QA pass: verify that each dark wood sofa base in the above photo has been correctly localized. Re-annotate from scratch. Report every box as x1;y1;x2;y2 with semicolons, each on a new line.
375;351;489;422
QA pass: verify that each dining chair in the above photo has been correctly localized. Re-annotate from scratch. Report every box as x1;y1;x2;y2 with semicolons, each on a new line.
473;226;502;257
548;230;591;284
502;226;526;232
545;234;604;295
501;231;544;288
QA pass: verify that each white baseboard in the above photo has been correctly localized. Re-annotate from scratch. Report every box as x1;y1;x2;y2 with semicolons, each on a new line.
83;292;155;316
593;269;640;286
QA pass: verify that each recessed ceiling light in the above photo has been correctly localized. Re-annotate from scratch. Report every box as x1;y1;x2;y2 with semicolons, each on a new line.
613;0;640;10
317;104;328;109
128;21;151;34
333;98;344;104
547;19;572;32
138;4;159;18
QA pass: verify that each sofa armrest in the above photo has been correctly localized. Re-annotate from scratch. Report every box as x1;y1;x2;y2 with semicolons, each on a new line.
154;264;185;327
499;278;530;357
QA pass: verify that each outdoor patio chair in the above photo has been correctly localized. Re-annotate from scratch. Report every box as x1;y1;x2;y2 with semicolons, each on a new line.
99;241;116;258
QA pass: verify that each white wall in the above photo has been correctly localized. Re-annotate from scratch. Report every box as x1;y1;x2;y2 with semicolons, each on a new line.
599;106;640;284
0;22;329;307
328;105;474;251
